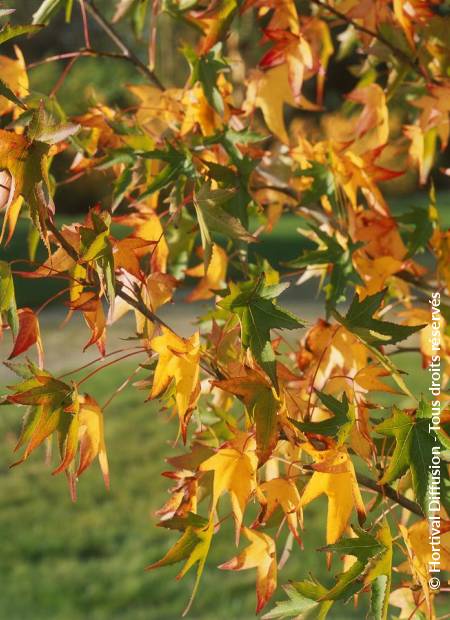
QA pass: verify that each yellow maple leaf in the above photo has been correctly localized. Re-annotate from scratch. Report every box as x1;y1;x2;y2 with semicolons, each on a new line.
128;84;184;136
346;84;389;153
115;204;169;273
76;393;110;487
150;328;201;440
219;527;277;613
186;244;228;302
404;124;436;186
244;63;319;143
0;47;28;117
256;477;302;544
399;519;450;617
199;433;258;542
354;255;403;298
300;445;366;546
181;83;224;137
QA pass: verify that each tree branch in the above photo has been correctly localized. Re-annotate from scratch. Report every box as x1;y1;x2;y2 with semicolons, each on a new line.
356;473;424;517
84;0;164;90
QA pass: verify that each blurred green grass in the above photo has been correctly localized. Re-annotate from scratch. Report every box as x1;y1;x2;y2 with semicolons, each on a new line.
1;361;372;620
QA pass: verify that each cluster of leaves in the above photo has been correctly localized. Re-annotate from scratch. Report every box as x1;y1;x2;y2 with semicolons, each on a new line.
1;1;450;618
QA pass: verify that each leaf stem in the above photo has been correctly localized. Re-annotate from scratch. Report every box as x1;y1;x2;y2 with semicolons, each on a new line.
77;349;145;386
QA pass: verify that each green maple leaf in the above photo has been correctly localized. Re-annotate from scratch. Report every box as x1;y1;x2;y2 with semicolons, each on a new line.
193;182;255;268
219;277;305;386
262;581;333;620
290;392;355;445
0;260;19;337
287;228;363;316
333;289;425;398
375;401;446;512
320;522;392;609
147;517;214;616
184;43;230;116
333;289;424;347
396;207;433;257
80;211;115;304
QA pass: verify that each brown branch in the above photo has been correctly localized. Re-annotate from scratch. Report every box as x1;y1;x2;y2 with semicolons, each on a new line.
308;0;432;83
356;473;424;517
84;0;164;90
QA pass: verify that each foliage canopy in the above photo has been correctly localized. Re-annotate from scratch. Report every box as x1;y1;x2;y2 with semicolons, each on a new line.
1;0;450;618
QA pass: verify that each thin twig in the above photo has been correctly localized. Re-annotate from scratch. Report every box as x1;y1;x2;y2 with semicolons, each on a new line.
78;350;144;385
84;0;164;89
78;0;91;49
50;56;78;97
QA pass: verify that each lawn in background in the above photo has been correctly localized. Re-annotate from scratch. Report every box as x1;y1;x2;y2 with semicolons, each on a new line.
0;361;371;620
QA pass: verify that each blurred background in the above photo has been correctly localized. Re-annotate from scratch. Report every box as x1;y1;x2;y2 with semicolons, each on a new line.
0;2;449;619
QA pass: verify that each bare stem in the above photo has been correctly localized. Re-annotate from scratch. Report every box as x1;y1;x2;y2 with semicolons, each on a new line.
84;0;164;90
356;473;424;517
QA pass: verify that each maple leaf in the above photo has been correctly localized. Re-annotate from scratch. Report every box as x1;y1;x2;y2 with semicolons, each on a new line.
244;64;319;143
260;29;313;104
219;527;277;613
187;0;238;55
262;579;333;620
111;236;154;278
300;445;366;545
219;278;304;386
346;84;389;152
5;365;108;496
399;519;450;587
333;289;424;347
287;227;363;315
213;366;280;463
186;243;228;302
66;292;106;356
147;515;214;616
8;308;43;366
319;522;392;608
79;210;115;304
114;204;169;273
255;477;302;544
0;260;19;338
193;183;255;269
291;392;355;446
0;47;28;117
199;433;258;542
150;327;201;441
375;401;447;512
0;129;50;244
